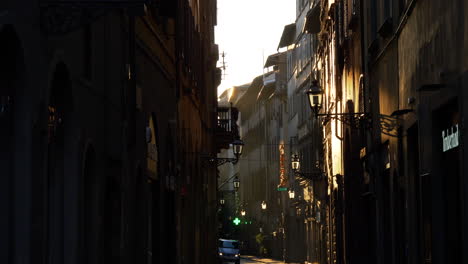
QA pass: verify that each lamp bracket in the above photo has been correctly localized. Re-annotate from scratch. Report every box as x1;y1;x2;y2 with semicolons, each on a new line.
316;112;371;129
315;110;413;136
294;169;324;181
379;114;400;137
203;156;239;167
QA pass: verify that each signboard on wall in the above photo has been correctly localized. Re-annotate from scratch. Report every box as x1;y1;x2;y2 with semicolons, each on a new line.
442;124;460;152
278;143;287;189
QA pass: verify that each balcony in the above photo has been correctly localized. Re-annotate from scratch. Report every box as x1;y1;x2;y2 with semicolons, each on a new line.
215;106;240;151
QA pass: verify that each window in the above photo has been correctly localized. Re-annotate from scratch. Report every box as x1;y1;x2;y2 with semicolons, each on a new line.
219;240;239;249
295;36;312;74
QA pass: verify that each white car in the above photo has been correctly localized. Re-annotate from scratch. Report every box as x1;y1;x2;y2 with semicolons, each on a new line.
218;239;240;264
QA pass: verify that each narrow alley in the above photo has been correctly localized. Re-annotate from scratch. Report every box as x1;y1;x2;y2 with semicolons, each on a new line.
1;1;468;264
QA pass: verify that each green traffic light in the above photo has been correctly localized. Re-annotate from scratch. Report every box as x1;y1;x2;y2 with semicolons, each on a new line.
233;217;241;225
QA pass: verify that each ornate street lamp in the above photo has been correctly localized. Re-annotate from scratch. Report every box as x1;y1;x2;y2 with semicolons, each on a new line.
306;80;323;117
232;138;244;158
261;201;267;210
205;138;245;166
291;154;323;181
288;190;295;199
233;176;240;189
291;154;300;171
305;78;413;136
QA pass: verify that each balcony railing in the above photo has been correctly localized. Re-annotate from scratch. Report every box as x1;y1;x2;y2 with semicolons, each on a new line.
215;106;239;151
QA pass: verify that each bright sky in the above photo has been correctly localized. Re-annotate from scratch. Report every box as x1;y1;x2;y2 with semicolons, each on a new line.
215;0;296;97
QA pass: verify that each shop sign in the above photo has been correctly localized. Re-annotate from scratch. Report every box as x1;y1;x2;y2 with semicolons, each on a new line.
442;124;459;152
278;143;287;188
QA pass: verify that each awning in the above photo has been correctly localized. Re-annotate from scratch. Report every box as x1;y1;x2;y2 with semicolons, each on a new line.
257;83;275;101
303;4;321;34
235;75;264;109
277;23;296;49
257;72;276;100
264;52;286;68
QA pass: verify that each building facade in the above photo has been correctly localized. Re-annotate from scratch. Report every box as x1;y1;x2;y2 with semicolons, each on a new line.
216;85;247;240
0;1;221;264
280;0;468;264
234;65;289;258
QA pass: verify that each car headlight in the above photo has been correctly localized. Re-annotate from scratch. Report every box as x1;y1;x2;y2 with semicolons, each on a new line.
219;253;223;256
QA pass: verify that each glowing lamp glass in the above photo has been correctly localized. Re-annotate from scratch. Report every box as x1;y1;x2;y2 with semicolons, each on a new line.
291;154;300;171
232;139;244;157
306;80;323;115
233;177;240;189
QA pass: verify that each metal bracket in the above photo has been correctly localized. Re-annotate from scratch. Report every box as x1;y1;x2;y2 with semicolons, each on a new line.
317;111;413;137
203;156;239;167
318;112;371;129
294;170;324;181
379;114;400;137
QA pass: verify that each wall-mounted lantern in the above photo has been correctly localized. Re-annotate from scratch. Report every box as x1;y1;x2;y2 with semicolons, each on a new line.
305;78;413;136
291;154;323;181
306;80;323;117
205;138;245;166
233;176;240;189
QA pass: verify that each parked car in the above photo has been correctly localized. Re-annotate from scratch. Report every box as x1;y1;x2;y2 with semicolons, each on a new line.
218;239;240;264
